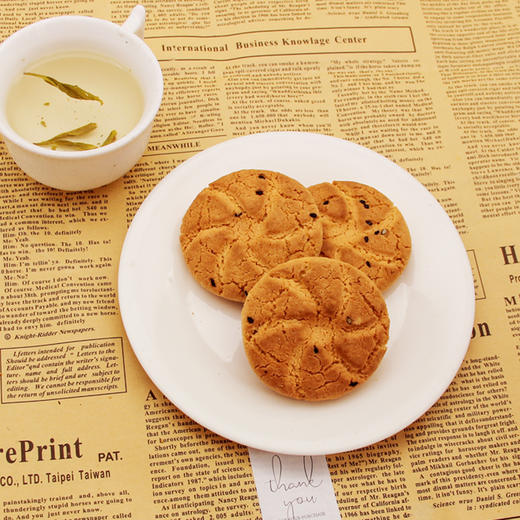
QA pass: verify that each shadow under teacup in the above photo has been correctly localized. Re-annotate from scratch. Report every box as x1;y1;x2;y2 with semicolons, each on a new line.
0;5;163;191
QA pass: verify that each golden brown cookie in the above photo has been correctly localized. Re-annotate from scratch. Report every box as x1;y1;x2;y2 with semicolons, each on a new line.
180;169;323;302
241;257;389;401
308;181;411;290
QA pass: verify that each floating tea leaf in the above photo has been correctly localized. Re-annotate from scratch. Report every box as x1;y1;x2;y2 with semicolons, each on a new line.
35;123;97;150
101;130;117;146
47;139;98;151
24;72;103;104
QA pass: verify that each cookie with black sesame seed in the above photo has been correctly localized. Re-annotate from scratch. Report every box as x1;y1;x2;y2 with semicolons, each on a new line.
241;257;389;401
308;181;411;291
180;169;323;302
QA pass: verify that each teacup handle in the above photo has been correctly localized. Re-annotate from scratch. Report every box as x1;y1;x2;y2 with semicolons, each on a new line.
121;4;146;39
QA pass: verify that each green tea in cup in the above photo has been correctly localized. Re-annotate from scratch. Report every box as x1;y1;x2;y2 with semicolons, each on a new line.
7;51;144;151
0;5;163;190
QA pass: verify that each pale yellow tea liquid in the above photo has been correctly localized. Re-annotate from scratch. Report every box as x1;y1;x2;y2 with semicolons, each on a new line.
7;52;144;151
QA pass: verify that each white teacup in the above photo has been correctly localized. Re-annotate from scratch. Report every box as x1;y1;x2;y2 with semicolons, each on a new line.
0;5;163;191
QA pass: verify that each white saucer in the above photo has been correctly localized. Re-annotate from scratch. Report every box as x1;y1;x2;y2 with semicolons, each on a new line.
118;132;475;455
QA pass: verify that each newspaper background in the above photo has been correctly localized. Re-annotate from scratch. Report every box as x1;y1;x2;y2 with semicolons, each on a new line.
0;0;519;519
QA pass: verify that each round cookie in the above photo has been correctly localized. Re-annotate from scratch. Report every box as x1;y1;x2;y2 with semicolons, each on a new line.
180;169;323;302
241;257;389;401
308;181;411;290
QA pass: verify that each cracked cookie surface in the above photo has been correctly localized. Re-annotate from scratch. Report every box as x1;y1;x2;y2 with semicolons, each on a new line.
308;181;411;291
180;169;323;302
241;257;389;401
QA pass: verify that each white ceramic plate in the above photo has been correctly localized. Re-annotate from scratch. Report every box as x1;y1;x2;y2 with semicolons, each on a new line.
118;132;475;455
